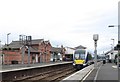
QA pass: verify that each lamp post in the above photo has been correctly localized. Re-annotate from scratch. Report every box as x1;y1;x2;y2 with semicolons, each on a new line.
111;39;115;63
7;33;11;64
111;39;115;50
7;33;11;45
93;34;99;69
108;25;120;82
45;44;47;63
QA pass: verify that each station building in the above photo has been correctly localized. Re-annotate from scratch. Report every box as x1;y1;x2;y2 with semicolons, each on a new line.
105;49;118;63
2;39;65;64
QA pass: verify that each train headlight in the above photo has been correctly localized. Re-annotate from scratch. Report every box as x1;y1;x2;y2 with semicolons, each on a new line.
73;63;75;66
83;61;85;64
83;61;86;66
73;61;76;66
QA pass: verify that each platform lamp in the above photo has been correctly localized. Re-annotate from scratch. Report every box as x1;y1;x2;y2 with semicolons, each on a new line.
93;34;99;69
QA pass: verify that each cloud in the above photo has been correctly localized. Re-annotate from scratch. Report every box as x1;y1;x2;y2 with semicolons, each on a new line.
0;0;119;54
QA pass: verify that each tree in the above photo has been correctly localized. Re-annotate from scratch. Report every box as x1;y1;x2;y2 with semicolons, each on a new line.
87;53;92;60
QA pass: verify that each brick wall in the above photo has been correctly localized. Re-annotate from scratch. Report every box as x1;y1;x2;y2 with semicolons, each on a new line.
3;50;21;64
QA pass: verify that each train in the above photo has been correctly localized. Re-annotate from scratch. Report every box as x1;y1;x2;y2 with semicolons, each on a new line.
73;49;94;70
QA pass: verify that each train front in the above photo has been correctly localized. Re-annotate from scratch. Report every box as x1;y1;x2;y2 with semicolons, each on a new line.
73;49;86;70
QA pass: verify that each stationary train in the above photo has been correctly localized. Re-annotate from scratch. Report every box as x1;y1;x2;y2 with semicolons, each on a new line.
73;49;94;70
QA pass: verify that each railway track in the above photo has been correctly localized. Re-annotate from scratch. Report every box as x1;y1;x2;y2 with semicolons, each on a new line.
13;64;76;82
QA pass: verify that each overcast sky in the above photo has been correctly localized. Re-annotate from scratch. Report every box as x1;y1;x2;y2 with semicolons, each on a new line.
0;0;119;54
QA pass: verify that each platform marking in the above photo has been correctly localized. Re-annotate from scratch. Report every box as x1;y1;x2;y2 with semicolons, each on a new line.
112;66;117;69
94;64;102;82
81;68;94;82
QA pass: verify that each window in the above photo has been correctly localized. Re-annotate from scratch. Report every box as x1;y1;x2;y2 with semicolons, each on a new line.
80;54;85;60
74;54;79;59
74;49;86;60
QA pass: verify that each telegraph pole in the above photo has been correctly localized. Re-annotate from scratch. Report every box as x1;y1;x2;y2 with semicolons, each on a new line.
19;35;26;64
19;35;32;66
26;36;32;66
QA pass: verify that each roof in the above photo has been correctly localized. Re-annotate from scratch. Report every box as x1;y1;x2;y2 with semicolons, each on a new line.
28;47;39;53
104;49;114;55
50;47;63;53
44;40;51;46
66;47;75;50
2;39;53;53
3;39;44;49
75;45;86;49
3;42;23;49
31;39;44;44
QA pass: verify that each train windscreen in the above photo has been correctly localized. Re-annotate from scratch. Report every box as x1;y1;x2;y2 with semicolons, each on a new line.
74;50;86;60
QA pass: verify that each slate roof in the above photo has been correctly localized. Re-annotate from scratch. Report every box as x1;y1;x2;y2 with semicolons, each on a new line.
66;47;75;50
75;45;86;49
3;42;23;49
27;47;39;53
50;47;63;53
104;49;113;55
31;39;44;44
44;40;50;44
2;39;45;53
3;39;44;48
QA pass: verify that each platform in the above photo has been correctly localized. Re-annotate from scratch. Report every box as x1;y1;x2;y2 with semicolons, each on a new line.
61;64;95;82
0;61;72;73
84;63;119;81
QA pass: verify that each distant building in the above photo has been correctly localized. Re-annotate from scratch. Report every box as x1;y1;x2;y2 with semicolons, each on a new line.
105;49;118;63
65;47;75;54
64;47;75;61
75;45;86;50
50;46;65;62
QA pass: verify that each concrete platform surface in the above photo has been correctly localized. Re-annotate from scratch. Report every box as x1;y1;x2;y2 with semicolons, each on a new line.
61;64;94;82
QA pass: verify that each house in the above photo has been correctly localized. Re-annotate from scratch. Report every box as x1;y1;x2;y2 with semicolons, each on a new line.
2;39;52;64
65;47;75;61
50;45;65;62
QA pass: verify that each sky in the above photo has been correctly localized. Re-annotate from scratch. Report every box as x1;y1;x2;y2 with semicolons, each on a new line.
0;0;119;54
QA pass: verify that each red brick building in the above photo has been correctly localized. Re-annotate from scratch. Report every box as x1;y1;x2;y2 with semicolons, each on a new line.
2;39;65;64
2;39;52;64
